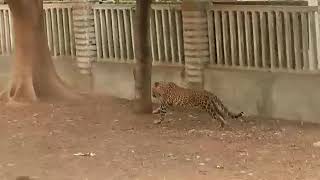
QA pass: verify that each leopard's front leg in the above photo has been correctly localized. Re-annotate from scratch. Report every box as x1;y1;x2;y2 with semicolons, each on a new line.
153;103;168;124
152;106;161;114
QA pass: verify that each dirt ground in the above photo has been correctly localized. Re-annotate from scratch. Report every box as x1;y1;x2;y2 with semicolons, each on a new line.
1;96;320;180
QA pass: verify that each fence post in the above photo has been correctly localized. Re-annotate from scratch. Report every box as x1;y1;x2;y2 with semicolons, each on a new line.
308;0;320;70
315;2;320;70
181;1;209;89
72;0;98;75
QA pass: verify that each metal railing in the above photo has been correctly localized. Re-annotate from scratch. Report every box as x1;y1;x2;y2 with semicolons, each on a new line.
93;3;184;65
207;4;320;72
0;4;75;57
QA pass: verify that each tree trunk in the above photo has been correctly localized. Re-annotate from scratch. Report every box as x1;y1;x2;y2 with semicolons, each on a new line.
1;0;79;104
133;0;152;113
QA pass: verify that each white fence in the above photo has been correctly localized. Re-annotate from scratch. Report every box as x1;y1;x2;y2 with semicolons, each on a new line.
0;4;75;57
2;2;320;73
44;4;75;57
0;5;13;55
93;4;184;65
207;4;320;72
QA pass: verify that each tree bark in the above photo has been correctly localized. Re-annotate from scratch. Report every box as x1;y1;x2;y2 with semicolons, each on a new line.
0;0;79;104
133;0;152;113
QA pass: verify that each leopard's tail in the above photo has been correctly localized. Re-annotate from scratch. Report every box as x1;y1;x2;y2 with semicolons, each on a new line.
210;96;244;119
229;111;244;118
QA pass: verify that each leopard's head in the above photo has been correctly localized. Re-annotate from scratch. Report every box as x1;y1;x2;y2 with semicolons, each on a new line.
152;81;177;98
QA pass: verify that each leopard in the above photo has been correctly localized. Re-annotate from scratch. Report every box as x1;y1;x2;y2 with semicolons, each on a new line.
151;81;244;128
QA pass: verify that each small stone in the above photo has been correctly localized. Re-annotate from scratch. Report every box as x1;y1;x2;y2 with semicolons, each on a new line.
216;165;224;169
7;163;15;167
313;141;320;148
196;155;200;159
198;170;208;175
239;151;248;156
188;129;196;134
199;162;205;166
188;114;196;118
153;119;162;124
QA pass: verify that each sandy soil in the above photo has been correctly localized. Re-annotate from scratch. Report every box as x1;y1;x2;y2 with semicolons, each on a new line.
1;96;320;180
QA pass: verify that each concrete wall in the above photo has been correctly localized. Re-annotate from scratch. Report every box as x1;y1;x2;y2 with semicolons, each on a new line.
1;56;320;123
0;56;184;100
204;69;320;123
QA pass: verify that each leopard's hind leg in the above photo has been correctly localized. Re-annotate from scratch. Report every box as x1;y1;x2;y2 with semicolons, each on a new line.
204;103;227;129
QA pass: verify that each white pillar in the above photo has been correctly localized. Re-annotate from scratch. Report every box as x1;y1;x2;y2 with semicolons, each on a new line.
73;0;98;75
181;1;209;89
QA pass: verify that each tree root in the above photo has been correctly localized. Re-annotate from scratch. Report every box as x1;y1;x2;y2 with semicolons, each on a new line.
0;76;83;105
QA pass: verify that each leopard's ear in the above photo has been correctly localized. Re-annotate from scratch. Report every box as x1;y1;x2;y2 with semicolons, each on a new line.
154;82;160;87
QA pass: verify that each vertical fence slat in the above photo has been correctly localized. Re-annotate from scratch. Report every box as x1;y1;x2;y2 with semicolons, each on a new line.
112;9;120;60
155;9;161;61
208;11;215;64
260;12;267;68
155;9;163;62
301;12;309;70
222;11;230;65
229;11;237;66
51;8;58;56
62;8;70;56
268;12;276;69
169;9;176;64
308;11;317;70
175;10;183;64
130;9;135;61
276;11;284;69
0;11;5;54
67;7;75;56
124;9;133;60
9;10;14;52
150;10;156;62
4;9;10;55
106;9;114;58
252;11;260;68
111;9;117;59
118;9;125;61
57;8;64;55
284;12;293;69
293;12;302;70
161;9;169;62
244;11;252;67
237;11;245;67
214;11;223;65
100;9;107;59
